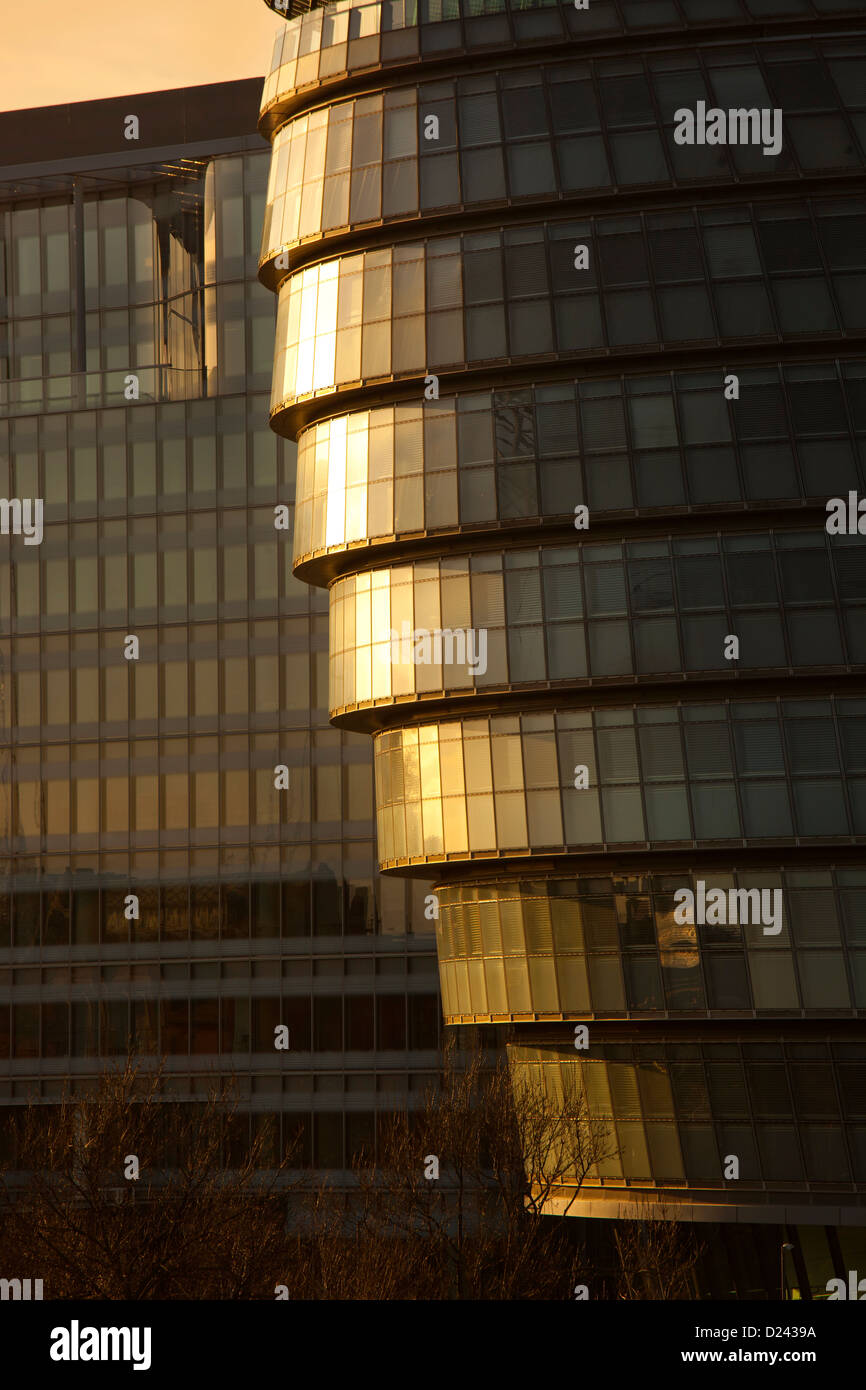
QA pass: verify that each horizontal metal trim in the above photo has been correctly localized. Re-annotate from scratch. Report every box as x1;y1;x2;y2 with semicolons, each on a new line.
259;16;866;137
295;500;836;588
0;134;266;197
261;169;866;289
544;1193;866;1224
332;668;866;734
271;336;866;438
378;842;866;882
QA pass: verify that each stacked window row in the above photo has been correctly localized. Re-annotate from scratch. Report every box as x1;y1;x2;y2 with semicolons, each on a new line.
0;393;295;518
3;957;435;987
435;871;866;1018
262;44;866;263
0;278;275;410
510;1043;866;1188
328;529;866;714
271;198;866;409
0;992;441;1057
0;875;430;943
0;368;194;421
0;733;377;848
0;1106;424;1169
0;187;200;324
0;848;425;923
292;361;866;568
0;297;203;399
0;509;308;619
3;622;328;732
261;0;862;119
1;528;310;631
373;698;866;864
0;153;272;405
0;159;267;319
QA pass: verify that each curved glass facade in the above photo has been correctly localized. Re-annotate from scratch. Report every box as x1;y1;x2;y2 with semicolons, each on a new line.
509;1031;866;1206
436;873;866;1021
329;531;866;716
261;43;866;278
262;0;866;1231
270;197;866;417
261;0;866;136
293;361;866;577
373;699;866;864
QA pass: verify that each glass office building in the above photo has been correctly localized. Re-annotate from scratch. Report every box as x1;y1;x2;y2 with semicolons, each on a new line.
0;78;440;1178
262;0;866;1292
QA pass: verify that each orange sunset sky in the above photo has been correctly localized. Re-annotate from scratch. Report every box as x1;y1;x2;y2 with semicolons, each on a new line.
0;0;283;112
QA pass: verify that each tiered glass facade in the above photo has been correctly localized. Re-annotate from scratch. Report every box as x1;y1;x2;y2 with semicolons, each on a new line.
263;0;866;1285
0;80;440;1177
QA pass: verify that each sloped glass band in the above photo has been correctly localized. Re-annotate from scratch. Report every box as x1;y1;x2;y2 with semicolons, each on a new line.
291;361;866;579
433;870;866;1022
260;0;863;131
260;43;866;278
270;196;866;419
508;1034;866;1200
372;696;866;866
328;529;866;718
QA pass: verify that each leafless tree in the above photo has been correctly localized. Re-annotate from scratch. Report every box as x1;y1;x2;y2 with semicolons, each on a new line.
611;1197;704;1300
0;1042;702;1300
0;1054;298;1299
290;1037;617;1300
